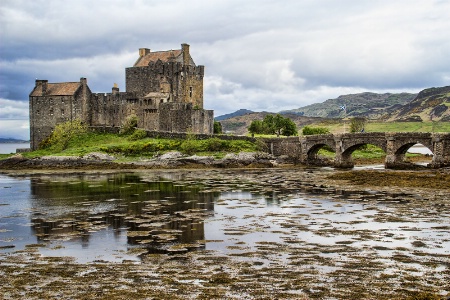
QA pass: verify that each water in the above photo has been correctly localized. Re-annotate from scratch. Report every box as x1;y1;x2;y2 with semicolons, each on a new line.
407;144;433;155
0;143;30;154
1;171;448;268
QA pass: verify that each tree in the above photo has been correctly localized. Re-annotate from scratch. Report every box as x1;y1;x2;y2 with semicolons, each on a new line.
248;120;264;135
350;117;367;133
214;121;223;134
248;114;298;137
282;118;298;136
273;114;285;137
262;115;275;134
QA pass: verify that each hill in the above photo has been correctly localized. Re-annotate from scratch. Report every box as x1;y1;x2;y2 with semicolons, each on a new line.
219;112;326;135
281;92;416;119
215;109;254;121
0;138;29;143
384;86;450;122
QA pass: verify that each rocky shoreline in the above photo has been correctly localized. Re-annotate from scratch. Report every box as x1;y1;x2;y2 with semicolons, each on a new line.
0;151;280;170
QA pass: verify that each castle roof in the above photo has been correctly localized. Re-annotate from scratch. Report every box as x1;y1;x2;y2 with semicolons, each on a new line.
30;82;81;97
134;49;183;67
144;92;170;98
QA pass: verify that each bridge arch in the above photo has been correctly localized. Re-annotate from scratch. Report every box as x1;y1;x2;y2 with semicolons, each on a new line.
335;133;387;168
385;133;434;168
303;134;336;166
306;143;335;165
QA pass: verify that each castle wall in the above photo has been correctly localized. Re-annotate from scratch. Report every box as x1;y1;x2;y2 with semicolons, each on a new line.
29;92;86;150
191;109;214;134
158;103;192;132
183;65;204;108
125;61;181;98
90;90;127;127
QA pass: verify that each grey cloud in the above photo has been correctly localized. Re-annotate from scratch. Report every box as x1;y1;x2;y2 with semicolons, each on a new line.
1;0;449;124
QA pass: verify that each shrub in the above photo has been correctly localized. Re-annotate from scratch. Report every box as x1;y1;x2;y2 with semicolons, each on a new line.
39;119;87;151
129;129;147;141
214;121;223;134
180;139;200;155
302;126;330;135
119;114;138;135
204;138;228;151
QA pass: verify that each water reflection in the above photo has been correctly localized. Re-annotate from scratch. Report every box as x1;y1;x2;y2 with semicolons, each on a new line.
24;173;216;260
1;171;449;269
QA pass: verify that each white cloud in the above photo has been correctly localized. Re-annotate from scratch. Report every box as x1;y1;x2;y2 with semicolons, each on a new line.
0;98;29;119
0;119;29;140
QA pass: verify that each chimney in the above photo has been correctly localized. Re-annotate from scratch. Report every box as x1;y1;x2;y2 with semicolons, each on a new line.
36;79;48;95
181;43;190;66
80;77;87;85
139;48;150;57
112;83;119;94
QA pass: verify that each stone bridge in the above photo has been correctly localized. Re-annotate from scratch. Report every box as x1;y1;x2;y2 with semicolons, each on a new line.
264;132;450;169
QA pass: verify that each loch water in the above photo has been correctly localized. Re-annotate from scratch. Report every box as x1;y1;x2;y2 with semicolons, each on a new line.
1;170;448;270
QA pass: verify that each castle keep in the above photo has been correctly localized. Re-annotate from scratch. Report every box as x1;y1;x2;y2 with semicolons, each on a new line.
29;43;214;150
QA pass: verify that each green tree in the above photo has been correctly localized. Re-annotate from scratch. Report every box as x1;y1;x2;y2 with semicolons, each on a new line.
262;115;275;134
282;118;298;136
273;114;285;136
248;120;264;135
248;114;298;136
350;117;367;133
213;121;223;134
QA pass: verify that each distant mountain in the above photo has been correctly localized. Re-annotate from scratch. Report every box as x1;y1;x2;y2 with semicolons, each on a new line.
281;92;416;119
219;111;326;135
0;138;29;143
384;86;450;122
215;109;254;121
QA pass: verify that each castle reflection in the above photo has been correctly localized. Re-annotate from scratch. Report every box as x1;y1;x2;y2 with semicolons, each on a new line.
29;173;217;255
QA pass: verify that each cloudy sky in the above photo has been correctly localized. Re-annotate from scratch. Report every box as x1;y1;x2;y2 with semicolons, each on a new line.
1;0;449;140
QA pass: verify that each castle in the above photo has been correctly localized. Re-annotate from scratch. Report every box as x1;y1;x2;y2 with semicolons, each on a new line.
29;43;214;150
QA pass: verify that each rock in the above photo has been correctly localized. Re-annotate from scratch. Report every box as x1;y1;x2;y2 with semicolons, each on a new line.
82;152;115;161
157;151;185;160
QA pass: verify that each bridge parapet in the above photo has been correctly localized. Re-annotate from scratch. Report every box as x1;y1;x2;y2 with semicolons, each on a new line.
261;132;450;169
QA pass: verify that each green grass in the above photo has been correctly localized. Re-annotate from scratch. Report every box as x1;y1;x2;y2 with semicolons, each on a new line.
14;132;260;159
365;121;450;133
311;121;450;134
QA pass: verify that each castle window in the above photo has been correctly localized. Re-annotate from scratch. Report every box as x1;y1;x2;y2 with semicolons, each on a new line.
189;87;193;97
61;109;65;116
49;108;54;116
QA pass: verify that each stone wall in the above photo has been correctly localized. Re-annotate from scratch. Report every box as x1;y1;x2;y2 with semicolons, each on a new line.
29;87;90;150
90;90;128;128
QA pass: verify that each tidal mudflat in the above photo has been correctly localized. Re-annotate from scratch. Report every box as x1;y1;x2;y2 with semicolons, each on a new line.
0;168;449;299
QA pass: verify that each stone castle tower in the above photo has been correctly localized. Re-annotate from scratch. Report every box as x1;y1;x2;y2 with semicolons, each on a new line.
29;44;214;150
